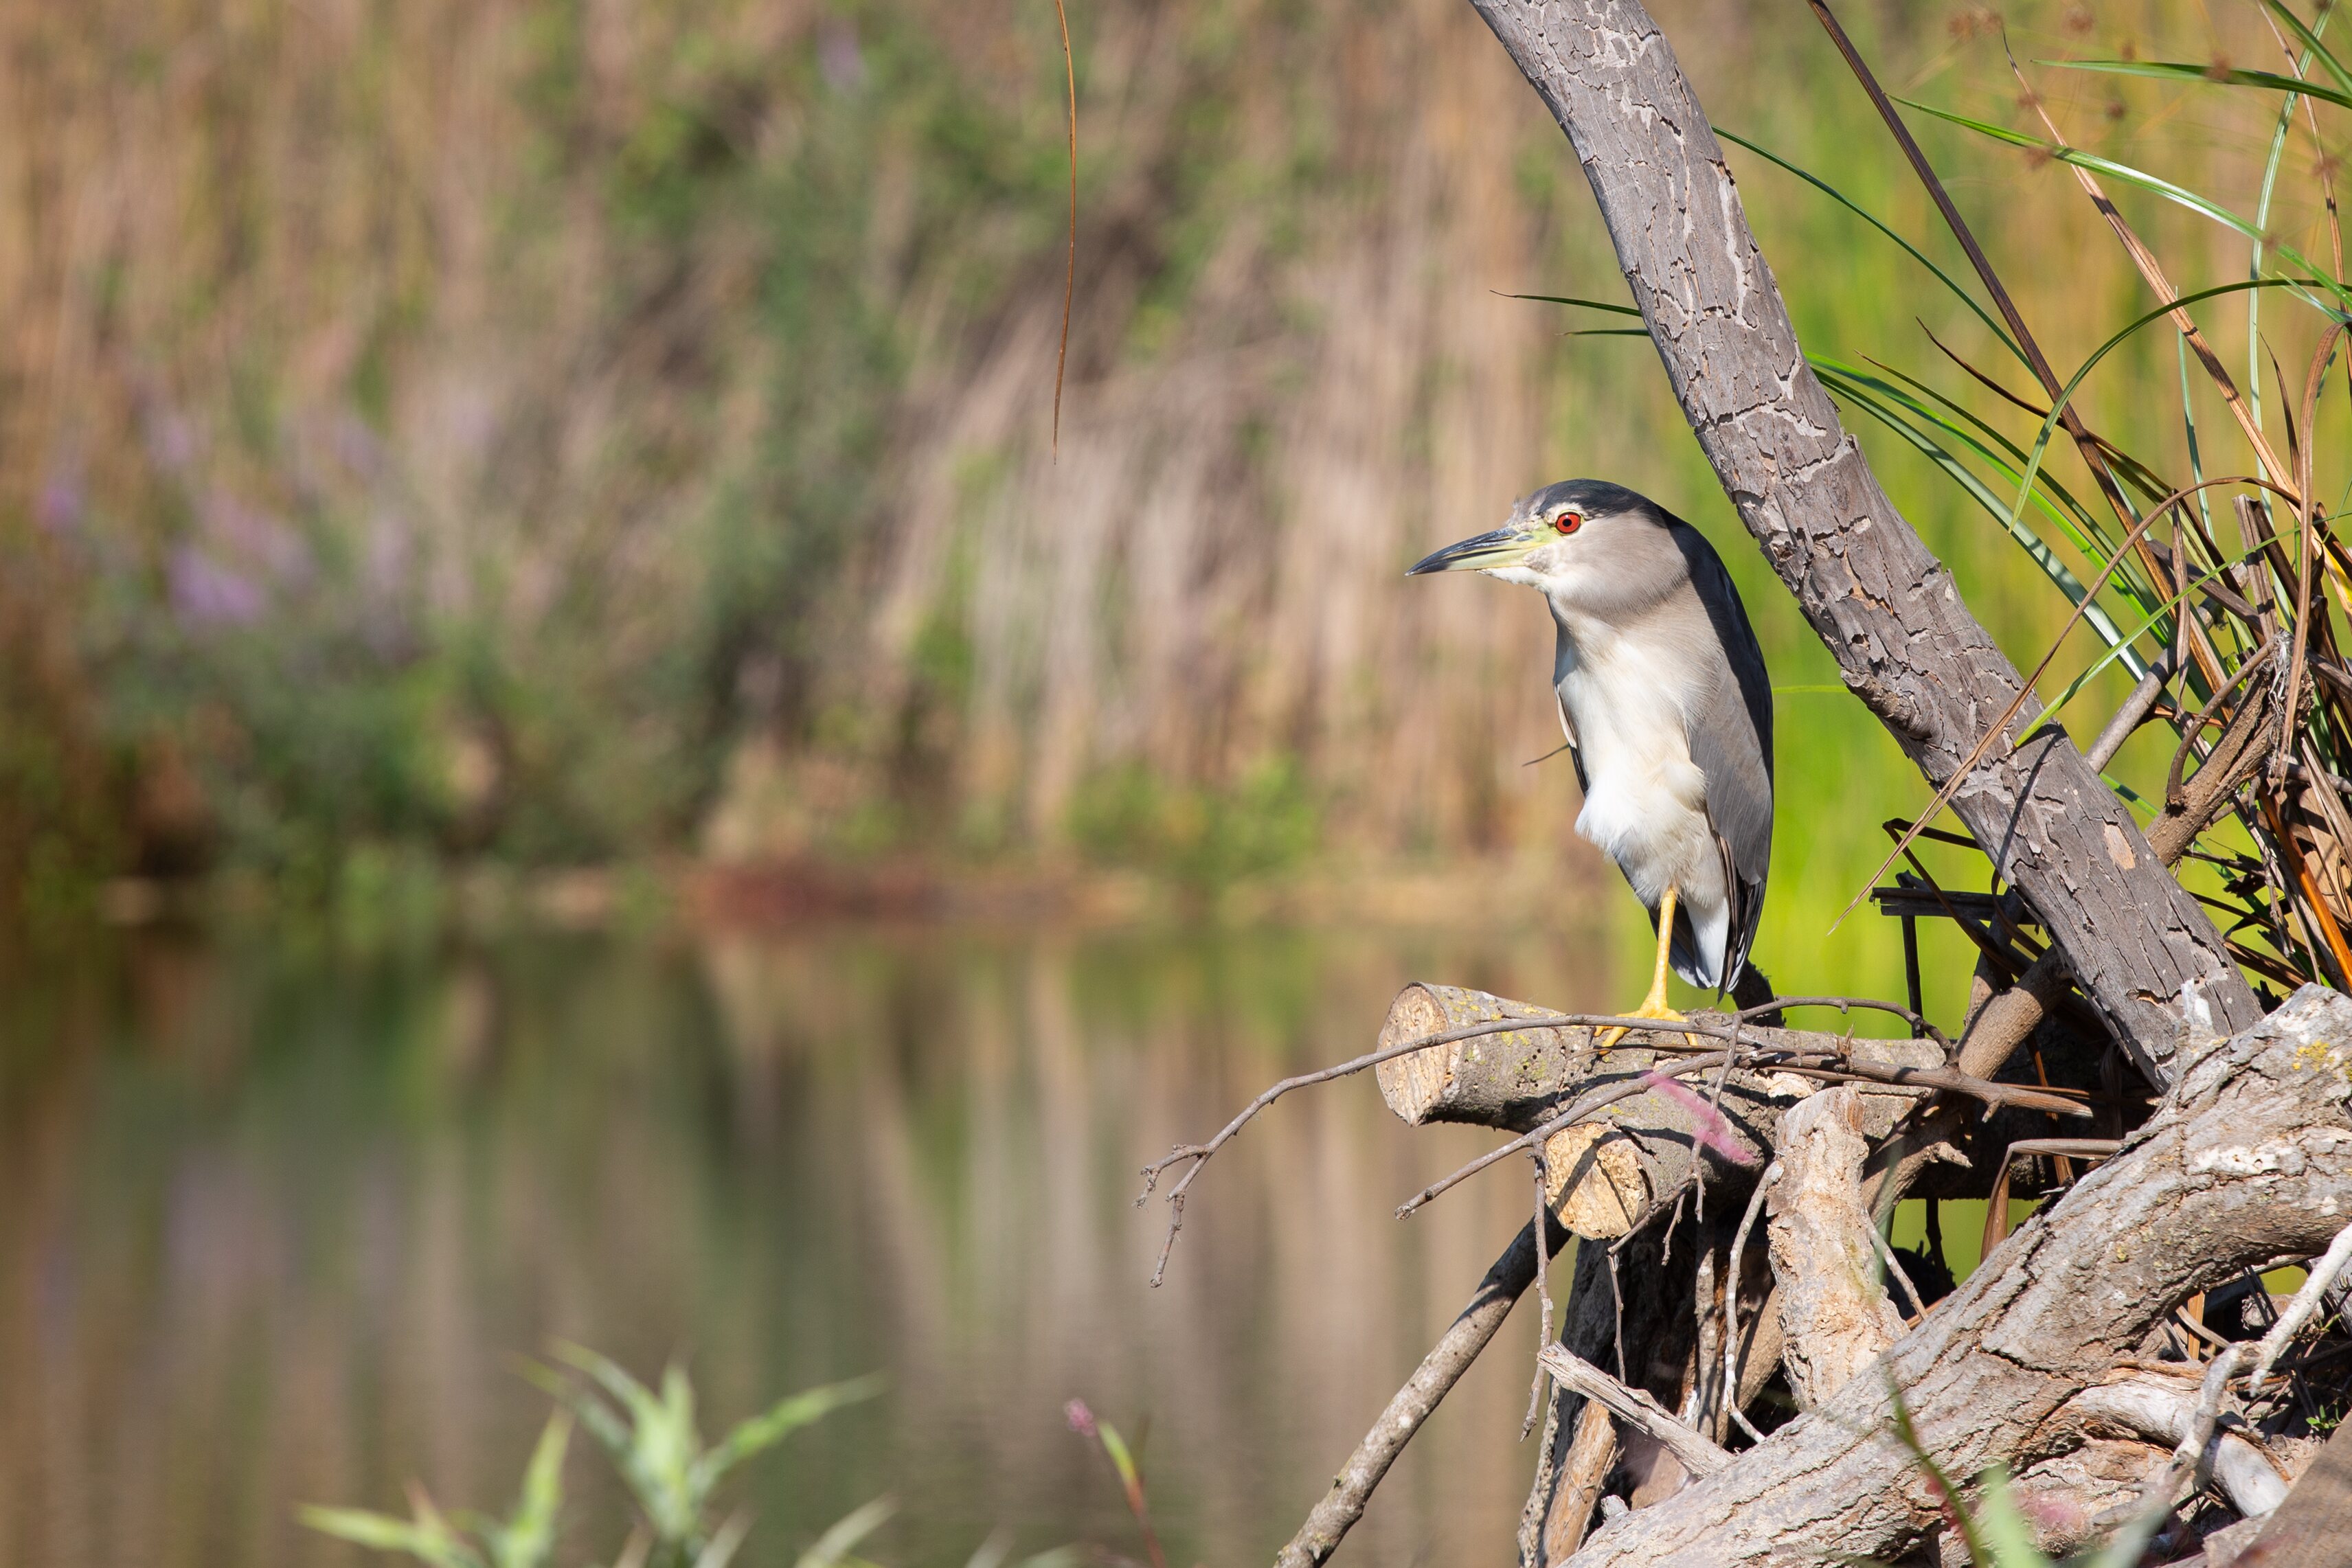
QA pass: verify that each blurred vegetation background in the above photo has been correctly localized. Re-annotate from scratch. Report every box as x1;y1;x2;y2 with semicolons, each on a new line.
1;0;2340;1002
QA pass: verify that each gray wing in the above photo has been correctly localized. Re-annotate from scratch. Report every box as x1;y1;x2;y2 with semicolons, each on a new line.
1669;521;1774;991
1551;692;1590;797
1551;622;1590;797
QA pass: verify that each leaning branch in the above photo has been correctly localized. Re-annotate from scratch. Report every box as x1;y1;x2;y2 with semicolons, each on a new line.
1274;1218;1565;1568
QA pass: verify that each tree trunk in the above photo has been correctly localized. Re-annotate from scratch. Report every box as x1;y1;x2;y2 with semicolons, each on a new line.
1458;0;2261;1082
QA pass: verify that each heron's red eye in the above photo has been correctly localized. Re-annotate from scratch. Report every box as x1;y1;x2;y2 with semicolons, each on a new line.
1555;512;1582;535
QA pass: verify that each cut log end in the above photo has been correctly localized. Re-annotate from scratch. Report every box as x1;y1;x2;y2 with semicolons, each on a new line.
1374;982;1465;1124
1377;983;1653;1236
1543;1122;1651;1238
1375;981;1587;1128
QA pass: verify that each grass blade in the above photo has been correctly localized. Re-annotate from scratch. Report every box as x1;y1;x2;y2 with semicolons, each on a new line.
1966;1464;2054;1568
299;1504;486;1568
2044;58;2352;115
1897;98;2265;241
1900;94;2352;310
1497;291;1640;316
495;1411;572;1568
1813;357;2153;661
795;1496;897;1568
694;1373;885;1493
2009;280;2318;558
2266;0;2352;103
1715;126;2024;365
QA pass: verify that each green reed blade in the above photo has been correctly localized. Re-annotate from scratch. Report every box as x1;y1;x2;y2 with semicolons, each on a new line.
2044;58;2352;115
1813;360;2149;666
1497;292;1641;315
2265;0;2352;103
1714;126;2024;367
1899;97;2352;313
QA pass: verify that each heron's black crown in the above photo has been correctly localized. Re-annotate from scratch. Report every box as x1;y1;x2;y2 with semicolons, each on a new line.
1524;478;1666;526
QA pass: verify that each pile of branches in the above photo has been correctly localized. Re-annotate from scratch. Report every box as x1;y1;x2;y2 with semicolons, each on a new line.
1137;2;2352;1562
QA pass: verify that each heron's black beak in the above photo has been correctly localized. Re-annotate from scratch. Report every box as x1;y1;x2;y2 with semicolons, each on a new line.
1407;526;1538;576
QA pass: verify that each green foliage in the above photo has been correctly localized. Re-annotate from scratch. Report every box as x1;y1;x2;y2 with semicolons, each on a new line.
1065;758;1319;885
525;1343;885;1568
1063;1400;1165;1568
300;1340;1084;1568
306;1348;887;1568
302;1409;572;1568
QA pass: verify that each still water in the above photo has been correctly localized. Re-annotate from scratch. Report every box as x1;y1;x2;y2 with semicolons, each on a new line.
0;920;1618;1568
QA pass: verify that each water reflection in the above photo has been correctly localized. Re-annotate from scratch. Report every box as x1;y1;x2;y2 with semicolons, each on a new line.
0;921;1614;1567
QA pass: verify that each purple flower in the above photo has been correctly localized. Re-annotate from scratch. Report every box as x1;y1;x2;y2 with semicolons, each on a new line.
819;20;866;93
1064;1398;1098;1439
169;546;264;629
202;490;310;586
38;468;82;534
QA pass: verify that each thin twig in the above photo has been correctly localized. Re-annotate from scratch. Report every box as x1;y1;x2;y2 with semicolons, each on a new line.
1723;1160;1780;1445
1135;1008;1594;1284
1866;1218;1928;1321
1524;1152;1557;1440
1390;1044;2083;1220
1536;1346;1733;1477
1138;997;1965;1282
1143;990;2052;1284
2094;1344;2248;1565
1608;1249;1627;1383
1394;1054;1734;1218
2085;647;2178;771
2250;1216;2352;1392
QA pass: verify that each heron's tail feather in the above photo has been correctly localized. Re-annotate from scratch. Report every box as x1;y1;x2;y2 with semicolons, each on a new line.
1729;962;1781;1027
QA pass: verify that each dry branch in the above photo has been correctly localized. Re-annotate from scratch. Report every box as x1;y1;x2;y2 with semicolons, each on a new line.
1375;985;2064;1237
1535;1345;1730;1477
1554;985;2352;1565
1273;1218;1565;1568
1461;0;2261;1077
2250;1216;2352;1393
2060;1375;2287;1519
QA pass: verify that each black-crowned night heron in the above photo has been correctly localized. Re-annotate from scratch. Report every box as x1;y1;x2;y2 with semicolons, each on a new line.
1410;479;1775;1032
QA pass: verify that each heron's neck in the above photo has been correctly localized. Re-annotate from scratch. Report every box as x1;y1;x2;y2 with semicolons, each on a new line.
1544;593;1618;661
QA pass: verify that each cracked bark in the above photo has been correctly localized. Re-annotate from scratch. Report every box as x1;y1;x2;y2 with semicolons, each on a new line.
1460;0;2261;1082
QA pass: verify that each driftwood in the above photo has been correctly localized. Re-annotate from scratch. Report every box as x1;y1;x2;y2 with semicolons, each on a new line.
1536;1345;1729;1477
2059;1376;2288;1519
1763;1087;1906;1410
1558;986;2352;1565
1375;984;2065;1236
1459;0;2261;1077
1221;977;2345;1567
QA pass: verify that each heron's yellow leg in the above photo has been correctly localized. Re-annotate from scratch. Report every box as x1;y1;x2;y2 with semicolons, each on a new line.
1596;885;1690;1052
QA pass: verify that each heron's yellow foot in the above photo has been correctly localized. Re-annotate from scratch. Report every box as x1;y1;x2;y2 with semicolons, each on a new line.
1595;886;1693;1052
